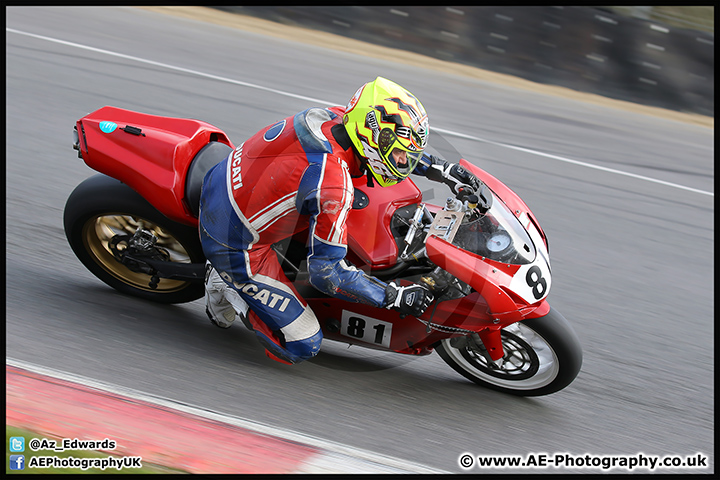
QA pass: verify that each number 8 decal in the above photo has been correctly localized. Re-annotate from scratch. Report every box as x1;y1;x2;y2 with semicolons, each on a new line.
526;265;547;300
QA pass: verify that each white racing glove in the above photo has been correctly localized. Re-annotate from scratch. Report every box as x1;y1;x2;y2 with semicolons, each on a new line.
384;281;434;318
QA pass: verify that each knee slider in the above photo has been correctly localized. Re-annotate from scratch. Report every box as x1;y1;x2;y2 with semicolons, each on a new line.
285;330;323;362
253;329;322;365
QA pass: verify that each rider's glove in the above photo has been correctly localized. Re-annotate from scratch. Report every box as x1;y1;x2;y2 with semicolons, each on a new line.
425;155;480;195
384;282;434;318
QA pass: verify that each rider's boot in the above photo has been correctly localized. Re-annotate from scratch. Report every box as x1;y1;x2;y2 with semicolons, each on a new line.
205;262;248;328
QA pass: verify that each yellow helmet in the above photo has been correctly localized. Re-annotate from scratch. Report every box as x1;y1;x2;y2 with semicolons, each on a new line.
343;77;429;187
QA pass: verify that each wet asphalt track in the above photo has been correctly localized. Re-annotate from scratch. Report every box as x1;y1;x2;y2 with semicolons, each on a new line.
6;7;713;473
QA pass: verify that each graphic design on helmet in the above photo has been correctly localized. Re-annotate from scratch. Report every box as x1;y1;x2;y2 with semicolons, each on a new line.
344;77;429;187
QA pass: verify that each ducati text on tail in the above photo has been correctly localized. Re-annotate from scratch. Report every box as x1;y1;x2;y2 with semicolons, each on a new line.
64;106;582;396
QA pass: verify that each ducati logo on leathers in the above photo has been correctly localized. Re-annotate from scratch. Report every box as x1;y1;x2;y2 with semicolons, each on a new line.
220;271;291;312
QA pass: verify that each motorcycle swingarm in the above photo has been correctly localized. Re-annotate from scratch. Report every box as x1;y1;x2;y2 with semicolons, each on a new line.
124;255;205;285
109;230;205;288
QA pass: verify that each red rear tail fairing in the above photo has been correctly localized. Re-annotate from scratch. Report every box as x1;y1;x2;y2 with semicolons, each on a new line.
75;106;233;225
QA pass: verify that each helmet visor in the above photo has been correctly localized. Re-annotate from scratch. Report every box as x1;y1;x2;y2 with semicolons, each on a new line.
387;148;423;177
378;128;423;177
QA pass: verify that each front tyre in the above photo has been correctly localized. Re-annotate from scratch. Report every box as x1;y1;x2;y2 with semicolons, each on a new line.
436;307;582;396
63;174;205;304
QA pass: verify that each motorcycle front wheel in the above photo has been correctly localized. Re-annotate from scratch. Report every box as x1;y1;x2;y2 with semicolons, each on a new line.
436;307;582;396
63;174;205;304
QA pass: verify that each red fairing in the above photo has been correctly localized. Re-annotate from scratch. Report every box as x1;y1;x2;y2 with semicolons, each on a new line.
425;235;549;318
343;159;546;269
76;106;233;226
426;235;523;322
345;176;422;268
424;234;550;360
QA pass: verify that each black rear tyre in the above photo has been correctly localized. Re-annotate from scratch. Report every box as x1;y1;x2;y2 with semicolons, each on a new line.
63;174;205;304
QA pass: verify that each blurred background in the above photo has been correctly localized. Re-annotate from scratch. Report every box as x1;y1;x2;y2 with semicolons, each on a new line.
216;6;714;117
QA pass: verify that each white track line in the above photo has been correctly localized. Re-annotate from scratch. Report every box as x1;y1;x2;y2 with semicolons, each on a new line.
432;127;714;197
7;27;713;197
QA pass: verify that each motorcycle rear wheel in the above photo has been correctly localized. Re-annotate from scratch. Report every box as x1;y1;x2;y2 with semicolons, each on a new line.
63;174;205;304
436;307;582;396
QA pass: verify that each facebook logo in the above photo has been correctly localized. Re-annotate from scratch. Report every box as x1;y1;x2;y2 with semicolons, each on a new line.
9;436;25;452
9;455;25;470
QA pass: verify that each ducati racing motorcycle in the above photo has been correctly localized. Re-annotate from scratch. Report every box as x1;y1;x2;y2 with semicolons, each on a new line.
64;106;582;396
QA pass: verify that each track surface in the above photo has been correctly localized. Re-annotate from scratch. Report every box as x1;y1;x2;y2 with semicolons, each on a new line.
6;7;713;473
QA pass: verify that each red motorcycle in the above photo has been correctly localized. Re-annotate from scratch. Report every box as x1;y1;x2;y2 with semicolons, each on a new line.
64;106;582;396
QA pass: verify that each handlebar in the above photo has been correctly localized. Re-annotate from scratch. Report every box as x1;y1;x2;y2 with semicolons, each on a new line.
456;183;491;214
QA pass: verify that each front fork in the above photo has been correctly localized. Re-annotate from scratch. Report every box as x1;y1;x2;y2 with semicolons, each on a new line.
475;328;504;362
464;300;551;364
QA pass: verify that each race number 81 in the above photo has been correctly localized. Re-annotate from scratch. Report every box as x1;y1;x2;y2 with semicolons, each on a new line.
340;311;393;348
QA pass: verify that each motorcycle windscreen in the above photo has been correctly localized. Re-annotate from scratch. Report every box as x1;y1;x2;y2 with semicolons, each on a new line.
452;189;536;265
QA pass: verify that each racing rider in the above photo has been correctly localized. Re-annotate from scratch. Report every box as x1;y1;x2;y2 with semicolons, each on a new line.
199;76;480;365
